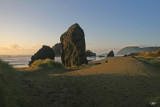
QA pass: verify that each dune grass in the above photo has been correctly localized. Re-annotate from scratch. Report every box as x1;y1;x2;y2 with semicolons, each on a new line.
135;49;160;67
137;49;160;57
0;60;14;70
0;60;28;107
30;59;64;69
136;57;160;67
0;60;15;105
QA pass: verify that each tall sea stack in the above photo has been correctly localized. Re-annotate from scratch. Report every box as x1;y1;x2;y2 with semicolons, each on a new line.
60;23;88;67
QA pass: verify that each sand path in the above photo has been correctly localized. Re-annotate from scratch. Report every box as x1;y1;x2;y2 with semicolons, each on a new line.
20;57;160;107
55;56;160;76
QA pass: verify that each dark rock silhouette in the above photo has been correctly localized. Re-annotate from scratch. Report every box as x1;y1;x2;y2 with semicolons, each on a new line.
52;43;61;57
52;44;96;57
124;54;128;57
29;45;55;66
60;23;88;67
107;50;114;57
86;50;96;56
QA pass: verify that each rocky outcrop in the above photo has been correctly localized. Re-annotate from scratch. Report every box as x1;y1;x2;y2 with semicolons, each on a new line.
29;45;55;66
117;46;160;55
52;43;61;57
86;50;96;56
60;23;88;67
107;50;114;57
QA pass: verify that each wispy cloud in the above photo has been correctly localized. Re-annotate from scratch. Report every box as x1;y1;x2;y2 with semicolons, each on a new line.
9;44;19;49
0;44;42;55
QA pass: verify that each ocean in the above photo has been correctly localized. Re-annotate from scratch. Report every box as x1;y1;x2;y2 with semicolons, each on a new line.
0;55;106;68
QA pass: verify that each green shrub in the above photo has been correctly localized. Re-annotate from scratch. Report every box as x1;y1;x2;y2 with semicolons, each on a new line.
31;59;64;69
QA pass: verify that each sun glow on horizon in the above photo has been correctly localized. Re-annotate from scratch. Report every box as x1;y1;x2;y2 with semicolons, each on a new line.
0;44;42;55
0;0;160;55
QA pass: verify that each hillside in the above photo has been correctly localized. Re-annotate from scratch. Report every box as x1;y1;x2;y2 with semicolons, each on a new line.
117;46;160;55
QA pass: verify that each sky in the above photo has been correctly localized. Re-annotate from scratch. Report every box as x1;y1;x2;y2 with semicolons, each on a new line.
0;0;160;55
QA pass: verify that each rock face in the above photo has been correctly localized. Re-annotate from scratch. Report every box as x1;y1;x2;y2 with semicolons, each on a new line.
52;43;61;57
86;50;96;56
107;50;114;57
60;23;88;67
29;45;55;66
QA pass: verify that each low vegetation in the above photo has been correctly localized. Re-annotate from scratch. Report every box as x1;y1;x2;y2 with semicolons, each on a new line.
30;59;64;69
0;60;13;69
136;57;160;67
0;60;28;107
135;49;160;66
136;49;160;58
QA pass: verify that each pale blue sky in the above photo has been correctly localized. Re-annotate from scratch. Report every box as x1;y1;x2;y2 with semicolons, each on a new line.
0;0;160;55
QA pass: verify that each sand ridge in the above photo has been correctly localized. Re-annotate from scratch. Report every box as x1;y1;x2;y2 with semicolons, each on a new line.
55;56;160;76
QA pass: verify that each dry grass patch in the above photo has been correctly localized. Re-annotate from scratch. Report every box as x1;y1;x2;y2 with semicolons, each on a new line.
29;59;64;70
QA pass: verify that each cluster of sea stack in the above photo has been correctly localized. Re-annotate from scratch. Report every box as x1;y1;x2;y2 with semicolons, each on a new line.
29;23;88;67
29;23;114;67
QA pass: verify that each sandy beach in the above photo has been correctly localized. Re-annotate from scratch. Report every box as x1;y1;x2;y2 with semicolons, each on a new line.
16;56;160;107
